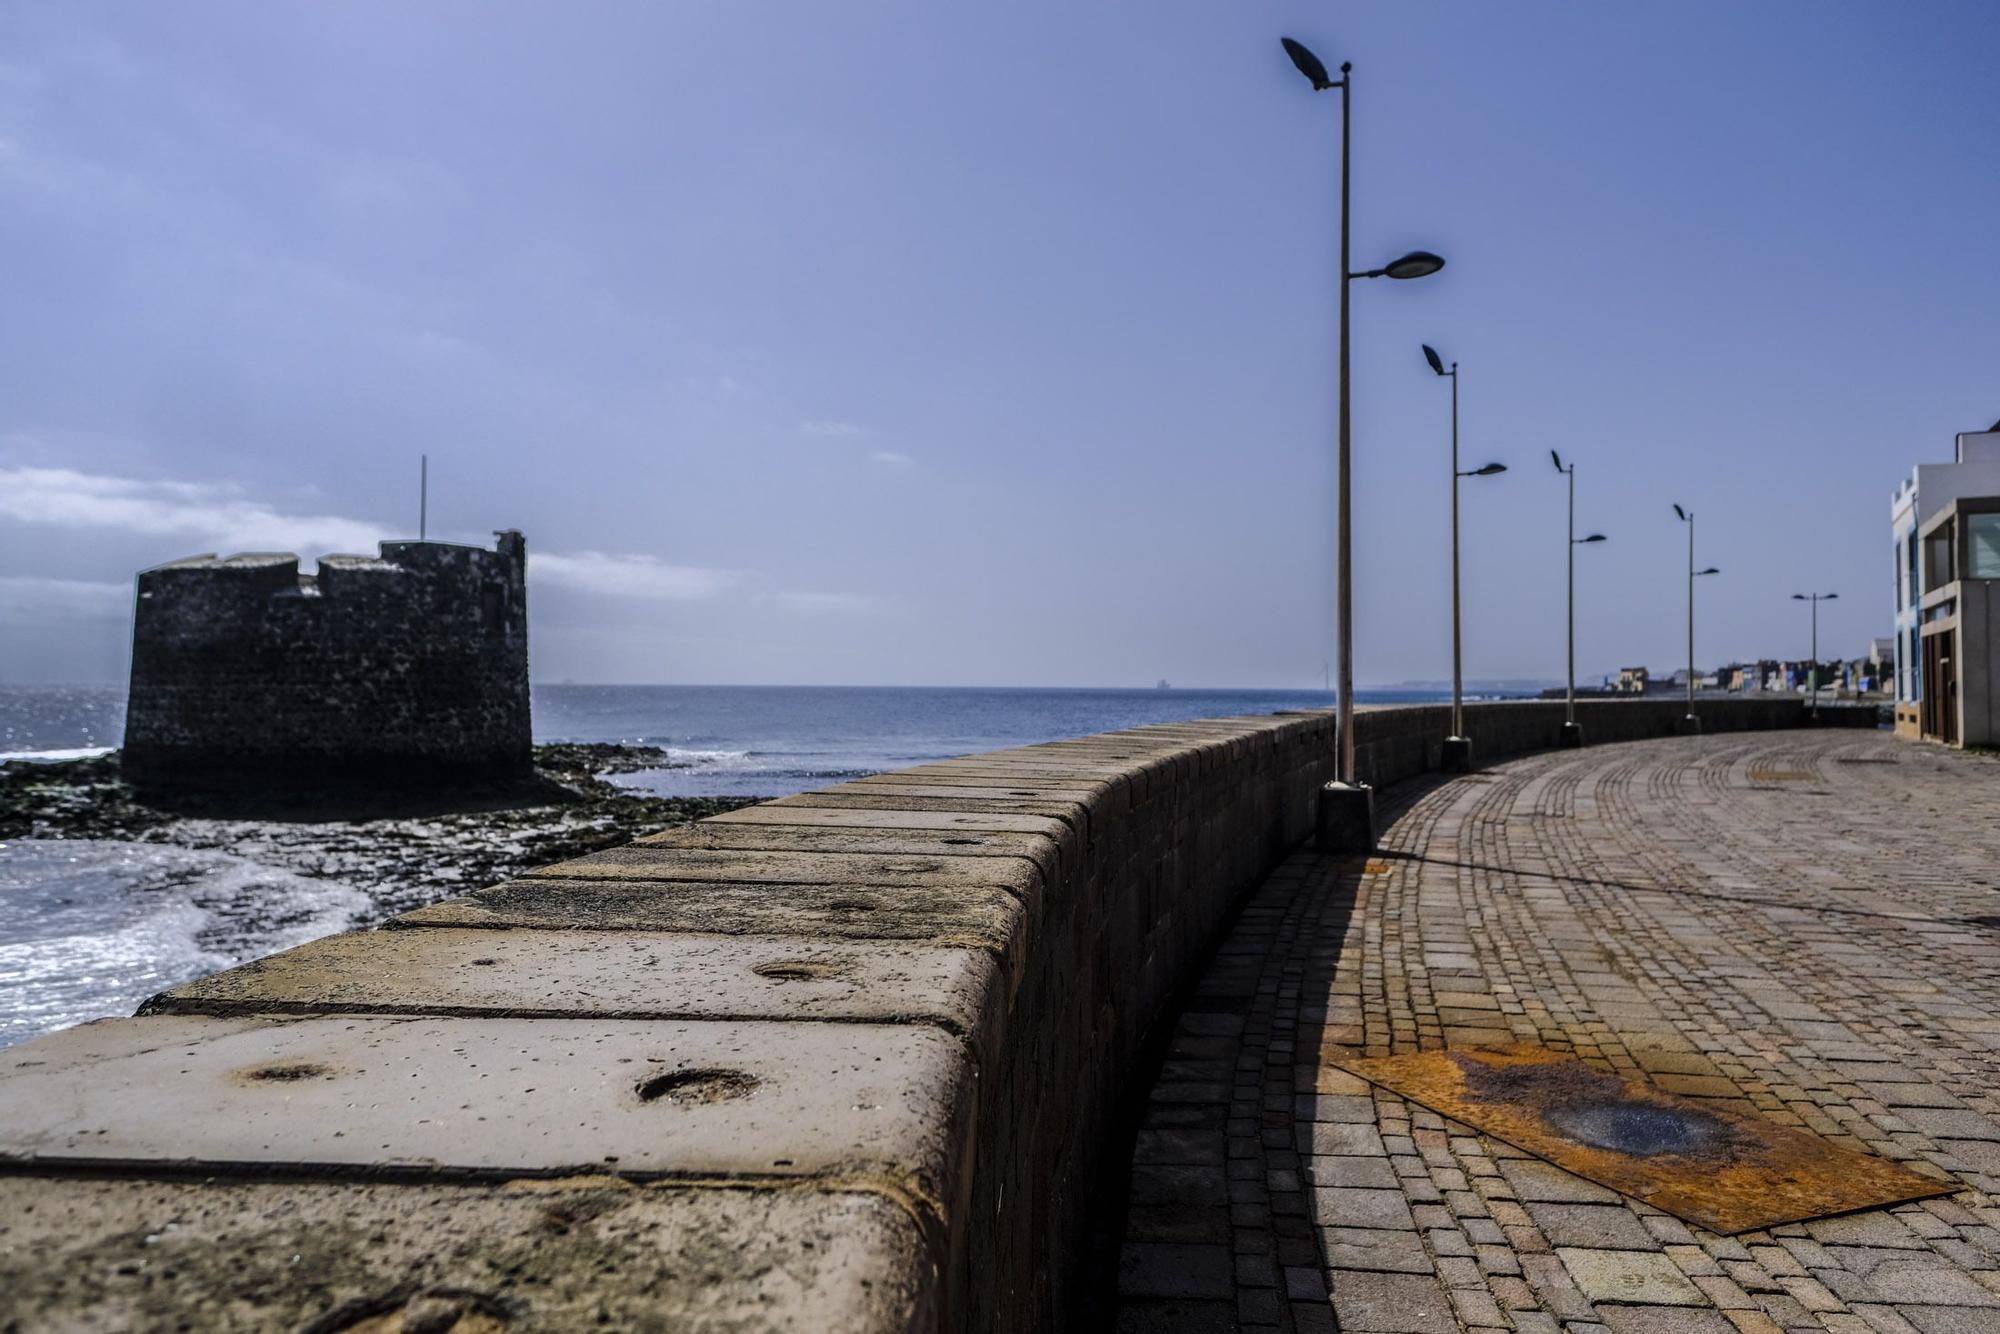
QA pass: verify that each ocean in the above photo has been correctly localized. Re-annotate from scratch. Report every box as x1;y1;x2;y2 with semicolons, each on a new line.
1;682;1467;1047
0;682;1485;795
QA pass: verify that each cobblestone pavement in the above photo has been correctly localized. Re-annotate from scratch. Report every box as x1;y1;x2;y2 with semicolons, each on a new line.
1111;730;2000;1334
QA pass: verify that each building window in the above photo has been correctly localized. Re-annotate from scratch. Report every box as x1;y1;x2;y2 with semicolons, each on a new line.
1969;513;2000;579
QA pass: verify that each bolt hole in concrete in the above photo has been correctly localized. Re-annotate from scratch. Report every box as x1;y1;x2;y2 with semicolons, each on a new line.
751;959;845;982
635;1068;759;1105
469;958;499;966
940;837;983;845
241;1061;334;1083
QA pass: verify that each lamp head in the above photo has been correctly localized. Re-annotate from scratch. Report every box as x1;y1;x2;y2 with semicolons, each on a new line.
1383;250;1445;280
1580;533;1607;543
1280;38;1336;90
1673;503;1687;521
1825;592;1838;600
1470;462;1507;477
1550;449;1564;473
1697;566;1720;576
1423;344;1446;376
1792;594;1806;600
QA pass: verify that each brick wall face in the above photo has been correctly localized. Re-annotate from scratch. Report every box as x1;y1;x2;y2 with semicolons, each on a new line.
121;532;531;782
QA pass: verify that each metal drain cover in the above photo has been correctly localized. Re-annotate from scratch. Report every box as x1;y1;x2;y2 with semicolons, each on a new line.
1337;1045;1954;1234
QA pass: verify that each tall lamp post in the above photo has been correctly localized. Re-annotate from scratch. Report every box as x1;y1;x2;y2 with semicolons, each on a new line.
1423;344;1505;772
1281;36;1445;851
1672;503;1720;734
1791;592;1837;720
1550;450;1606;748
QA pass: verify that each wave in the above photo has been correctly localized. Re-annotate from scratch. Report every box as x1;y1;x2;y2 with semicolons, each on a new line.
658;747;752;767
0;745;115;763
0;839;370;1049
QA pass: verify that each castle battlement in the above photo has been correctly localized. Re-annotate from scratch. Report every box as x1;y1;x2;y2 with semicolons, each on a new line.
123;531;531;784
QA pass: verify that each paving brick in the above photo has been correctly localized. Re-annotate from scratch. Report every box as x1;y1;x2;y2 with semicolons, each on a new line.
1559;1247;1709;1306
1330;1271;1459;1334
1118;1242;1237;1300
1597;1311;1740;1334
1530;1203;1665;1252
1322;1227;1434;1274
1313;1187;1417;1231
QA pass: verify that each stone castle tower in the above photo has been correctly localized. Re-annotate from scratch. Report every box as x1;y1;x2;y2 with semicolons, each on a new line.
122;532;530;784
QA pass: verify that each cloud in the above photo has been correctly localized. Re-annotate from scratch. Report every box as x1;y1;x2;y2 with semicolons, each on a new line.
0;465;731;602
800;420;869;438
0;576;130;620
762;591;893;616
0;466;390;554
532;550;731;600
866;449;913;467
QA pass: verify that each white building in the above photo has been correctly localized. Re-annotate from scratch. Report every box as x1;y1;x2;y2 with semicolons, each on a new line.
1891;424;2000;736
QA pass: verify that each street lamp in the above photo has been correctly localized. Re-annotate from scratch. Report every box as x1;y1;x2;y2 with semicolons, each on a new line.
1672;503;1719;734
1791;592;1838;720
1282;35;1447;851
1551;450;1606;748
1423;344;1505;772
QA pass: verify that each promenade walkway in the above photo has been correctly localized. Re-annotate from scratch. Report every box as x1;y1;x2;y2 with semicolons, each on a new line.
1110;729;2000;1334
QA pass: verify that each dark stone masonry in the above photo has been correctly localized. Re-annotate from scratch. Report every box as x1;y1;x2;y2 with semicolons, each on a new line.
121;531;530;785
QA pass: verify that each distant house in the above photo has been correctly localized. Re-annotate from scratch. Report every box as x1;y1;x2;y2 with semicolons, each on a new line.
1721;662;1763;692
1892;422;2000;737
1614;666;1649;694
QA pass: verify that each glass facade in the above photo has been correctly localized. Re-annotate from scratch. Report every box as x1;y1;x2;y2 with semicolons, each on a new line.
1969;513;2000;580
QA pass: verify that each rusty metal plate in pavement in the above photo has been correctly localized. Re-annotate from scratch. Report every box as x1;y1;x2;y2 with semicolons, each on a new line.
1337;1045;1954;1234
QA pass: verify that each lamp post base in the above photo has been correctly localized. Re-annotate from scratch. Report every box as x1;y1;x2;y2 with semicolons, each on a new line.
1558;721;1585;749
1679;713;1703;736
1440;736;1474;773
1316;781;1376;852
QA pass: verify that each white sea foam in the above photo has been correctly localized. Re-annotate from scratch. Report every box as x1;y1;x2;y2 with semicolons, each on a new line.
660;747;752;767
0;746;115;762
0;839;370;1049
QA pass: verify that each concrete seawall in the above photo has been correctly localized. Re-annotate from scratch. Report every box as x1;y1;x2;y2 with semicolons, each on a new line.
0;698;1874;1331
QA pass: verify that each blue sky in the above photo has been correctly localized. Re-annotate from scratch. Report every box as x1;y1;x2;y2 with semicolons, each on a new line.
1;2;1995;687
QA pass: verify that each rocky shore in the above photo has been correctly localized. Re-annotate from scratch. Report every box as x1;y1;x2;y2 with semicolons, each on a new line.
0;745;761;923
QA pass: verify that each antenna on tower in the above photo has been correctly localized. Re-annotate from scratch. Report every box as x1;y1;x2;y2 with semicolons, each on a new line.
420;454;428;541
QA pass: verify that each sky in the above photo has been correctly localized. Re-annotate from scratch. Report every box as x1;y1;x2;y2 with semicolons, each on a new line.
1;2;1996;689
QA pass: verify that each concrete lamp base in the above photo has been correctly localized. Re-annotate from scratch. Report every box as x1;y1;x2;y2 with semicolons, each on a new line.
1679;714;1703;736
1557;721;1585;749
1440;736;1474;774
1316;781;1375;853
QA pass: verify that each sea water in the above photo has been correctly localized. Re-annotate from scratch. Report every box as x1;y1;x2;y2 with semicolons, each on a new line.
0;839;369;1047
